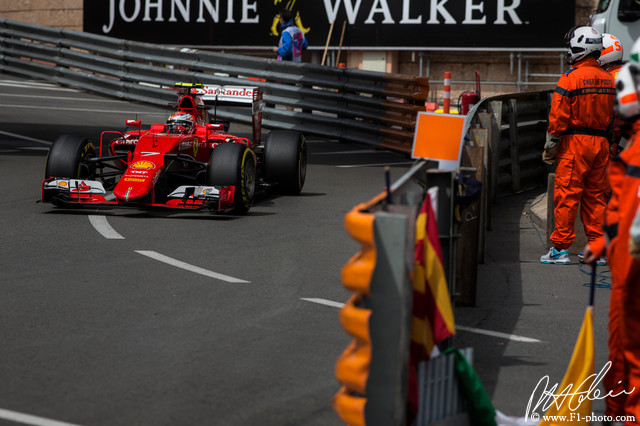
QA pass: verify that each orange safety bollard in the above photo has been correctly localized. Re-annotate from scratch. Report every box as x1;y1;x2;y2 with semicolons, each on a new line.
443;71;451;114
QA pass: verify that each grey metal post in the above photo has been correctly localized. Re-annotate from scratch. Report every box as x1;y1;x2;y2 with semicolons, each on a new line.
365;211;412;426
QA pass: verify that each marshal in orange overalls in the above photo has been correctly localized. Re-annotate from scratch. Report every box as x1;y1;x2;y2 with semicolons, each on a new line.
589;121;640;421
548;57;616;250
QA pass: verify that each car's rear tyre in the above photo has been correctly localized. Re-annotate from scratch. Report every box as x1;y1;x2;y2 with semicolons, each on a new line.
207;143;256;214
44;134;96;179
264;130;306;195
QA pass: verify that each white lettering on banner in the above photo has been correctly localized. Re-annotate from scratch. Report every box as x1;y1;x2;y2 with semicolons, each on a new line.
495;0;522;24
427;0;456;24
364;0;394;24
401;0;422;24
463;0;486;24
121;0;141;23
225;0;234;23
100;0;527;34
323;0;363;24
170;0;190;22
241;0;258;23
143;0;164;22
197;0;219;23
103;0;257;32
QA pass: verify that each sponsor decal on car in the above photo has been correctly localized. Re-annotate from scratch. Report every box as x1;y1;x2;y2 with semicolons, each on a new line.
130;160;155;170
124;178;146;182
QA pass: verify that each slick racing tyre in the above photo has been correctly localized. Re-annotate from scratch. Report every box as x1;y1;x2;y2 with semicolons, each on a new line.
45;135;96;179
207;143;257;214
264;130;306;195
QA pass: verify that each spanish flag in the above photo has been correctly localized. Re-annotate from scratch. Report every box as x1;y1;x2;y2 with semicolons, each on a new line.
407;192;456;421
410;192;456;361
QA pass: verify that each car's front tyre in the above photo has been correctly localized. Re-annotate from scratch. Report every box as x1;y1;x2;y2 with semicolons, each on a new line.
207;143;256;214
45;134;96;179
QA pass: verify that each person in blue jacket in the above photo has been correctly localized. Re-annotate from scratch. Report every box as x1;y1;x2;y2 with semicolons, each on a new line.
273;9;308;62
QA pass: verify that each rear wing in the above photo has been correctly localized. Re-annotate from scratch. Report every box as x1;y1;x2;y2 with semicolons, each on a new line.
201;85;263;144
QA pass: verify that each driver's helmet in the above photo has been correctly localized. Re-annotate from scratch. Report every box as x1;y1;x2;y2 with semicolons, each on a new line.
564;26;603;64
166;111;195;134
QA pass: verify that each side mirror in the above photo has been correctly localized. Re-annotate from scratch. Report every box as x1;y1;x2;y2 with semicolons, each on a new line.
126;120;142;127
207;123;224;131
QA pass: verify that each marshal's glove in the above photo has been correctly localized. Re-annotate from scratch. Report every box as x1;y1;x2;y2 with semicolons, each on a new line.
542;132;560;165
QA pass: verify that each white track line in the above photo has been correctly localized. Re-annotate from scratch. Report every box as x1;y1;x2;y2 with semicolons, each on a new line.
0;81;78;91
3;94;130;103
300;298;346;308
0;104;165;115
455;325;542;343
300;298;541;343
136;250;250;283
0;130;52;145
336;162;414;168
88;216;125;240
0;408;82;426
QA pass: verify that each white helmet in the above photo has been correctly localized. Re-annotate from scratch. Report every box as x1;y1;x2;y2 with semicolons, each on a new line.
565;26;603;64
615;63;640;119
629;37;640;65
599;34;624;66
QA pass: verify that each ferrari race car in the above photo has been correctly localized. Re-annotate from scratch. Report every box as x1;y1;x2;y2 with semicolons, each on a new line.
41;83;307;214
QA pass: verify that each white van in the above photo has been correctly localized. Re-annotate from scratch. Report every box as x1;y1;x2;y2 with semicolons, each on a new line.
590;0;640;60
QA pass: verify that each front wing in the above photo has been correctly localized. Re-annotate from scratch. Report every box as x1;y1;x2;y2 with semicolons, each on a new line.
41;178;237;212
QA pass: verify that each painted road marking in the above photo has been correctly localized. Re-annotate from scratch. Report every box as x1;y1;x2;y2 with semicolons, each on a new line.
136;250;250;283
0;104;166;115
0;80;78;91
0;408;82;426
88;215;125;240
300;298;346;308
336;162;414;168
300;298;542;343
455;325;542;343
0;130;52;145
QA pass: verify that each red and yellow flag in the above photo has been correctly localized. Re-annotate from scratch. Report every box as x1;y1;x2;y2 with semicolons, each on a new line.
410;193;456;361
407;193;457;420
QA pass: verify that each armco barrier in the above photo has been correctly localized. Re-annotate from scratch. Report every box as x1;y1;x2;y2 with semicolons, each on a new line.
466;91;550;200
0;18;428;153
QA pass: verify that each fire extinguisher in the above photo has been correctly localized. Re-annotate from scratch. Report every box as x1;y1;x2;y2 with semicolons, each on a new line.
460;71;481;115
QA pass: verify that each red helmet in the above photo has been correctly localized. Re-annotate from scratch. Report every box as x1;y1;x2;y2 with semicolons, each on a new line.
166;111;195;134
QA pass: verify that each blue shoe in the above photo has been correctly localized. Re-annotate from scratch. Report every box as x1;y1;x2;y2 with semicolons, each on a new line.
541;247;570;264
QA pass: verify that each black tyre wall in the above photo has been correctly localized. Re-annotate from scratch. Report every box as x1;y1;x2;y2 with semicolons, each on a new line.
44;135;96;179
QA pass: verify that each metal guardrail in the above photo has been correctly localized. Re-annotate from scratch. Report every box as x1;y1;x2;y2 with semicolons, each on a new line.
0;18;429;152
466;91;550;199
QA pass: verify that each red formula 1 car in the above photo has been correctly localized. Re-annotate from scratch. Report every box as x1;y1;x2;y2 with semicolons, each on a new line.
41;83;306;214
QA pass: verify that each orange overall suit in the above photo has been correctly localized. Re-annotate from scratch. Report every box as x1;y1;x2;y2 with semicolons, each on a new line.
548;57;615;250
590;122;640;421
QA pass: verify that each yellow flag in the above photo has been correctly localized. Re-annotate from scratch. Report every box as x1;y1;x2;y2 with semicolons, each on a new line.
538;307;594;425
